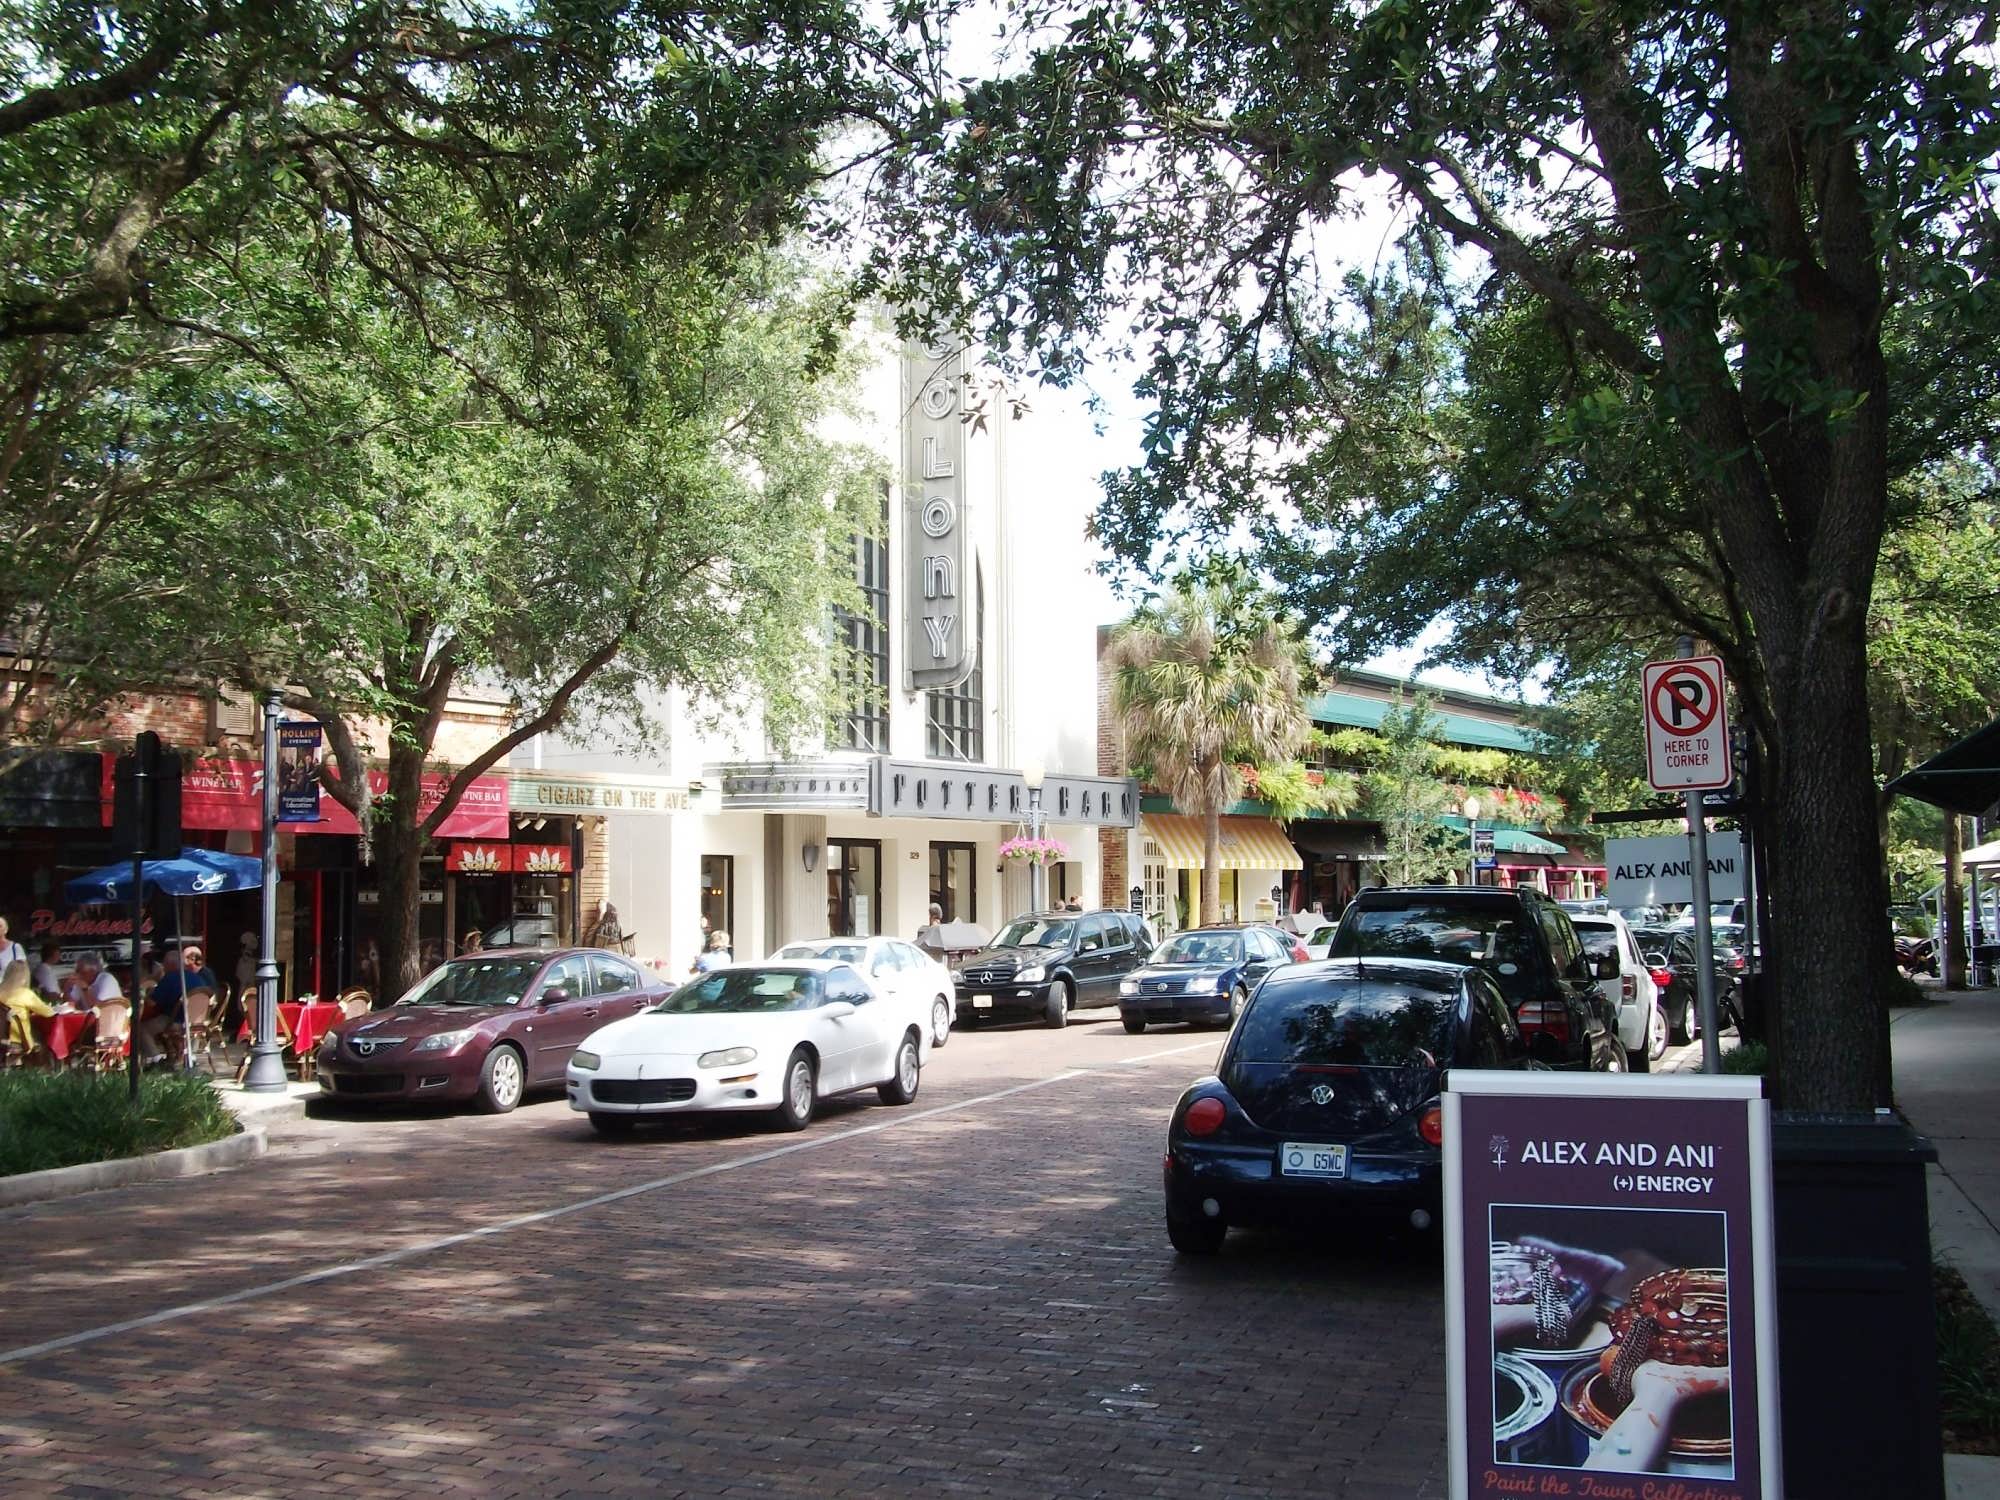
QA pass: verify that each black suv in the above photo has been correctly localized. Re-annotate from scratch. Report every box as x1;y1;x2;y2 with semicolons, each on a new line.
1329;887;1625;1071
953;909;1155;1029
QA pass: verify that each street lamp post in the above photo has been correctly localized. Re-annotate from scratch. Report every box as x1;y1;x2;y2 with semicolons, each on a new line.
1023;759;1047;913
242;689;289;1092
1463;795;1482;887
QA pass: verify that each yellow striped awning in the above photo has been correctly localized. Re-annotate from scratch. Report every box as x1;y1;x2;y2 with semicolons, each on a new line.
1140;814;1303;871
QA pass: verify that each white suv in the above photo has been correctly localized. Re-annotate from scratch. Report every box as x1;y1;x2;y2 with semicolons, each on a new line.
1571;912;1667;1071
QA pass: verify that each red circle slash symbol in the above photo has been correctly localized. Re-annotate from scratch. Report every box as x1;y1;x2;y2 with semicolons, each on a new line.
1651;669;1718;735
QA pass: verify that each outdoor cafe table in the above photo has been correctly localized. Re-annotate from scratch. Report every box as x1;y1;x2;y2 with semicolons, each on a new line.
33;1011;96;1064
238;1001;345;1060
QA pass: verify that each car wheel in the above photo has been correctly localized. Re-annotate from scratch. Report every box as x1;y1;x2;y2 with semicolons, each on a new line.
1647;1001;1670;1062
1670;995;1695;1045
930;996;952;1049
589;1111;636;1136
1045;979;1071;1029
1228;984;1248;1025
475;1045;525;1114
1122;1013;1147;1035
1166;1200;1227;1256
877;1031;921;1106
1598;1036;1627;1073
774;1048;816;1132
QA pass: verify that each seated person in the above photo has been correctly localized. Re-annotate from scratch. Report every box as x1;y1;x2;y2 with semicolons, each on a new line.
137;945;218;1065
31;940;62;1002
0;958;53;1053
60;953;122;1013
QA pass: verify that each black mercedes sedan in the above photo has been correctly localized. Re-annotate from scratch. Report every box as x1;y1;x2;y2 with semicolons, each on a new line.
1162;957;1533;1254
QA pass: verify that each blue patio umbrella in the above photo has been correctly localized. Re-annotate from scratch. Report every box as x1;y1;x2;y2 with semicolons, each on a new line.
64;849;262;1069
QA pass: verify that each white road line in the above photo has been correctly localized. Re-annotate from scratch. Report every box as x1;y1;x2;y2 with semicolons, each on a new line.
0;1038;1216;1367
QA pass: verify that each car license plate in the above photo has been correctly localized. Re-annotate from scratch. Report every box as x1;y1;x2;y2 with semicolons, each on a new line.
971;996;992;1009
1280;1142;1348;1178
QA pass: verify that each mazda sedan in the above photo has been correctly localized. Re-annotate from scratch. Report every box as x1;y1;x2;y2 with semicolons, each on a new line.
1163;957;1532;1253
316;949;670;1113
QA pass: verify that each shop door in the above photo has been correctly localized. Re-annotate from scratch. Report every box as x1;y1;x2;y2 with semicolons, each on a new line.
929;842;976;922
700;855;734;939
826;840;881;938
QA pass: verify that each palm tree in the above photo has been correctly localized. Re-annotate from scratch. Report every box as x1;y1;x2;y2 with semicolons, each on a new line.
1108;568;1312;926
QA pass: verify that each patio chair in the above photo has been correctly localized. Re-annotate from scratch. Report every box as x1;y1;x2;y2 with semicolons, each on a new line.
88;1001;131;1072
182;989;225;1075
336;989;372;1020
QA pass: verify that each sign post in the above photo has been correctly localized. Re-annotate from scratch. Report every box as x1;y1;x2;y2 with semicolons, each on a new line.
1471;825;1496;881
1643;652;1733;1073
1444;1071;1782;1499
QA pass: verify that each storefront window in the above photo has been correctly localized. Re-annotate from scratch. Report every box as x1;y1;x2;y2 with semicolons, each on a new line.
928;842;976;922
827;839;880;937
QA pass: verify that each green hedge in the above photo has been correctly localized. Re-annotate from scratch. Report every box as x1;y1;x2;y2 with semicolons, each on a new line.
0;1070;238;1178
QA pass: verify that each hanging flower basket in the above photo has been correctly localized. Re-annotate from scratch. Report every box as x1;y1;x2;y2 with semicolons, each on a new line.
999;835;1070;866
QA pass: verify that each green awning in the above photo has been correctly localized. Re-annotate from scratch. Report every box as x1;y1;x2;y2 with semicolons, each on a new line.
1308;690;1542;753
1439;815;1568;855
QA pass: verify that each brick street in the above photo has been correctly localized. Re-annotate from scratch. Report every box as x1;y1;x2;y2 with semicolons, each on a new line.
0;1015;1448;1498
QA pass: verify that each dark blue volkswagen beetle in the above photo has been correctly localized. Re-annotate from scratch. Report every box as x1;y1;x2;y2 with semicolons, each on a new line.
1117;925;1293;1033
1162;957;1535;1253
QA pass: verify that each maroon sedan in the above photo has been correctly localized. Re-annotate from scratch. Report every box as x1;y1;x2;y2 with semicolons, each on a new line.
315;949;672;1113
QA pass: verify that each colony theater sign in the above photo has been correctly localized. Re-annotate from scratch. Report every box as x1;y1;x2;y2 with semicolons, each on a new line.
904;336;974;692
868;758;1140;828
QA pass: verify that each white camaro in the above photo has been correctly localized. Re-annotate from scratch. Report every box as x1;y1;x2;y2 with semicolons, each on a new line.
567;959;931;1135
769;935;956;1049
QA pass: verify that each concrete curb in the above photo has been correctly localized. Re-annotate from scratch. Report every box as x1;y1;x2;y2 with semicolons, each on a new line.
0;1126;267;1210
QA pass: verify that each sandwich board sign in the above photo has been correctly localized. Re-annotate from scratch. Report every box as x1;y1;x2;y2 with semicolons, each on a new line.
1643;656;1732;793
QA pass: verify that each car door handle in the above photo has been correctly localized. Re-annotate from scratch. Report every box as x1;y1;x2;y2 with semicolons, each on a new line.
581;1008;598;1018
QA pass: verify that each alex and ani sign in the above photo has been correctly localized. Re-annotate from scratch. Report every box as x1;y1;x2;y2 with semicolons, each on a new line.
904;336;974;693
1444;1073;1781;1499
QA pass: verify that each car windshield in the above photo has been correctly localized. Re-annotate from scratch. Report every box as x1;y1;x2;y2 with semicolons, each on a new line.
1237;985;1456;1067
1151;933;1244;966
397;957;542;1008
653;968;822;1014
1712;924;1749;950
994;918;1073;949
776;942;865;964
1333;905;1540;1002
1305;925;1338;947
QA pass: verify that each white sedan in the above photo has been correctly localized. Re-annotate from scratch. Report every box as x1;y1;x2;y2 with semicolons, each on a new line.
567;960;929;1135
770;935;955;1049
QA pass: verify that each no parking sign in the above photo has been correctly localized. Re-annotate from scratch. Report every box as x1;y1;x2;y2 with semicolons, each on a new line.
1643;657;1732;793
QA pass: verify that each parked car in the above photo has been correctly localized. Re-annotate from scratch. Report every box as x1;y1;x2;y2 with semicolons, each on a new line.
1329;886;1625;1072
952;909;1154;1028
567;960;927;1134
1162;957;1537;1253
1559;898;1609;917
1117;925;1295;1033
1302;921;1338;961
1569;912;1667;1071
772;935;955;1048
316;949;670;1113
1616;903;1666;928
1633;926;1739;1042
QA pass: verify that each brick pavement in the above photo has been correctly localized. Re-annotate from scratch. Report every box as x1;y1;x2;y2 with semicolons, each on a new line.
0;1019;1448;1498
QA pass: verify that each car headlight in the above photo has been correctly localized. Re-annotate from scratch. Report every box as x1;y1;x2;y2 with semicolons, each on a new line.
1118;977;1138;995
414;1027;478;1053
1016;965;1046;984
698;1046;757;1069
570;1050;601;1071
949;970;965;984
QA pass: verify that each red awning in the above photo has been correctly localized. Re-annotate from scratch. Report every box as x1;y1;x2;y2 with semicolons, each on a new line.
99;755;508;839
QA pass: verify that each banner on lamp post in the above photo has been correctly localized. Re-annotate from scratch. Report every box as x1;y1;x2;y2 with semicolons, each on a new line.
276;723;323;823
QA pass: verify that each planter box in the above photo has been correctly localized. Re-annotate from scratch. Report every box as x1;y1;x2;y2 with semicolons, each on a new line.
1772;1112;1942;1499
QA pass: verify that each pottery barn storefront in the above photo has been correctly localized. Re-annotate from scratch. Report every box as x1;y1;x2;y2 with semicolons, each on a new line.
704;757;1138;952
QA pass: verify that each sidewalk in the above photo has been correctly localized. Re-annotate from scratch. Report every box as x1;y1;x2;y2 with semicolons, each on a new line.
211;1076;318;1125
1894;988;2000;1500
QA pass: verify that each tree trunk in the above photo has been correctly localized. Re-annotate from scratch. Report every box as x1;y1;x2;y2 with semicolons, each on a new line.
1201;801;1221;926
1766;623;1895;1111
1944;813;1967;989
374;741;431;1002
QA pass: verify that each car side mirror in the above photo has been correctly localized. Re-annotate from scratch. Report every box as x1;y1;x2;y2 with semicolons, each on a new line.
539;986;571;1005
822;1000;856;1020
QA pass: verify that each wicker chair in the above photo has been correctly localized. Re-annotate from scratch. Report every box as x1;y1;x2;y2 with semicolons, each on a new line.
182;989;225;1074
336;988;372;1020
88;1000;131;1072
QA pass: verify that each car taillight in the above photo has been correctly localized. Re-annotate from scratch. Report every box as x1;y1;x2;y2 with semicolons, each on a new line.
1183;1097;1226;1137
1620;975;1635;1004
1418;1106;1444;1147
1515;999;1572;1043
1649;967;1673;990
1728;953;1746;971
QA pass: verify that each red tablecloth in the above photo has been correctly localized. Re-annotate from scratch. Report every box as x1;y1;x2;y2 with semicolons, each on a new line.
34;1011;97;1062
239;1001;345;1056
